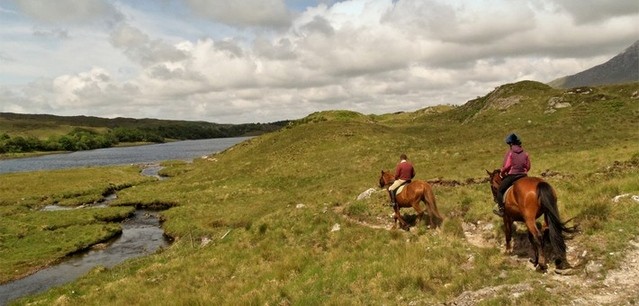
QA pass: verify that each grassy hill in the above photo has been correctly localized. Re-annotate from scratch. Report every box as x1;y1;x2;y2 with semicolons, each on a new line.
0;112;287;138
2;81;639;305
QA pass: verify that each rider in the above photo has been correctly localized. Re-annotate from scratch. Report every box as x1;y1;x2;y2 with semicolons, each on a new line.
388;154;415;208
493;133;531;217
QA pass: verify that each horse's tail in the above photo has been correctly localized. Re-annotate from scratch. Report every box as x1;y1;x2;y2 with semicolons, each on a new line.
538;182;576;258
423;183;444;220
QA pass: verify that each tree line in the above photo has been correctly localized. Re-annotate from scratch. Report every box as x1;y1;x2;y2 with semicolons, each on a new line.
0;121;288;154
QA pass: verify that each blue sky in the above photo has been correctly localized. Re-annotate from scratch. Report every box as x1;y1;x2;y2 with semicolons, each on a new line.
0;0;637;123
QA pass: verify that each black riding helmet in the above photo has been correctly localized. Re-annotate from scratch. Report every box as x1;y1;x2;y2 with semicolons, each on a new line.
504;133;521;145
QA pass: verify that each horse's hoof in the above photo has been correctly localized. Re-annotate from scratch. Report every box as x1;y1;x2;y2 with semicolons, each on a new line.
535;264;548;272
554;268;574;275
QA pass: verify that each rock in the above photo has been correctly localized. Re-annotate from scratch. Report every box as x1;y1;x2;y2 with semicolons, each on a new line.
613;194;630;202
331;223;341;232
357;188;377;200
585;261;604;279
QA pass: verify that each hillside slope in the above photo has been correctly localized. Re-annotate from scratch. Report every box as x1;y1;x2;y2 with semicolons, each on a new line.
0;112;288;139
549;40;639;88
11;81;639;305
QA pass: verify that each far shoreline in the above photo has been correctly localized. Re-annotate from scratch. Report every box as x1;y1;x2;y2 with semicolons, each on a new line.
0;141;164;160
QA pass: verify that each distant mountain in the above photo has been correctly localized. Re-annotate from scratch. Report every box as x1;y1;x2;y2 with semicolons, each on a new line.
548;40;639;88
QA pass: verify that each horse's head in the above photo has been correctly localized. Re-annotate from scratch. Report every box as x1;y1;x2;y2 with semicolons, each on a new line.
486;169;502;204
379;170;394;188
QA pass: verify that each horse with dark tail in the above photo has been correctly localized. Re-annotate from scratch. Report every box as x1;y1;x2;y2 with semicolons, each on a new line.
537;181;577;269
487;169;577;271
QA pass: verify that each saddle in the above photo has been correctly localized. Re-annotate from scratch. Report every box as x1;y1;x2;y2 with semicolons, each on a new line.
394;180;412;195
502;174;526;203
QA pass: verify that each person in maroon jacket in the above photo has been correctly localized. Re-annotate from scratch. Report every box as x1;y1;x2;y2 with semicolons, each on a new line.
387;154;415;208
494;133;531;217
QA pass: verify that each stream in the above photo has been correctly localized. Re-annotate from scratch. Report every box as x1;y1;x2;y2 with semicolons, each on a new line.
0;166;171;305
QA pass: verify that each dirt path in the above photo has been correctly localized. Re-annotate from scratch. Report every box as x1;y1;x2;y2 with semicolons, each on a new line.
455;221;639;305
557;239;639;305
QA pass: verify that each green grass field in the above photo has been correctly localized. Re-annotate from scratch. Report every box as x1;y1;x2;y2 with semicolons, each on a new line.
1;81;638;305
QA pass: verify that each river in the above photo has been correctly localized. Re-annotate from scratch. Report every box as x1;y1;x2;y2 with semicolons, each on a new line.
0;137;250;174
0;209;167;305
0;137;250;305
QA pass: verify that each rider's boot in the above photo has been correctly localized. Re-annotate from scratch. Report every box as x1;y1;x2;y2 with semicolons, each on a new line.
390;191;397;208
493;199;504;217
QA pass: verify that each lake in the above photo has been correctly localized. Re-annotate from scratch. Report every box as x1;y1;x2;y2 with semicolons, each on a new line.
0;137;251;174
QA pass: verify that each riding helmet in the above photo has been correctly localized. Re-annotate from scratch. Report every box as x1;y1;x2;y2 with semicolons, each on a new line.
504;133;521;145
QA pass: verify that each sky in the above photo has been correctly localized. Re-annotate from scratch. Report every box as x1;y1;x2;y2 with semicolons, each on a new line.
0;0;637;124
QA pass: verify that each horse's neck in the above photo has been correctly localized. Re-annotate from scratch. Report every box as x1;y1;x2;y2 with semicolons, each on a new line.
385;175;394;184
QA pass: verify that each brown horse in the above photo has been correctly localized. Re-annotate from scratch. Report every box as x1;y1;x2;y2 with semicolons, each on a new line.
487;169;576;271
379;170;443;229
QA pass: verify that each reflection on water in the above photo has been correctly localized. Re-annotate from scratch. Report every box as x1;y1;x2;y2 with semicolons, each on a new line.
0;137;250;174
0;210;168;305
140;163;167;180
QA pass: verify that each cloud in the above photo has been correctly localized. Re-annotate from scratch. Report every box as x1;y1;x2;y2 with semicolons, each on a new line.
550;0;639;25
184;0;292;28
14;0;123;25
32;27;69;39
110;23;189;67
1;0;638;123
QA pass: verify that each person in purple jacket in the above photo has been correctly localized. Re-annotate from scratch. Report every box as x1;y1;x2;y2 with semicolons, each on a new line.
493;133;531;217
388;154;415;208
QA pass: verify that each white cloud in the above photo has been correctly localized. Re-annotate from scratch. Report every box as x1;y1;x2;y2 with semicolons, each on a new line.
110;23;188;67
1;0;638;123
184;0;292;28
14;0;122;25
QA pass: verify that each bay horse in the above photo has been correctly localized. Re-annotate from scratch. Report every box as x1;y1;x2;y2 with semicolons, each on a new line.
487;169;576;271
379;170;443;229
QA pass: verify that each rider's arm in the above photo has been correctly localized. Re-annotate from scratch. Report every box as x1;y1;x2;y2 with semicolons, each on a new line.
500;152;512;176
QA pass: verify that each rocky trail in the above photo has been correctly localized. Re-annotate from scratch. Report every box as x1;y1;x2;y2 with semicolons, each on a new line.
453;221;639;305
345;171;639;305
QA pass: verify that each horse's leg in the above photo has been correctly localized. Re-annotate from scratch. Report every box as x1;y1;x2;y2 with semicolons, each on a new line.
504;219;514;254
524;218;546;271
413;202;426;227
527;231;539;267
391;206;400;229
393;206;409;230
